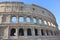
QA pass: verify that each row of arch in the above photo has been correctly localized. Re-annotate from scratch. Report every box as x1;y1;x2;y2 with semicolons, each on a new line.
10;28;57;36
11;16;56;27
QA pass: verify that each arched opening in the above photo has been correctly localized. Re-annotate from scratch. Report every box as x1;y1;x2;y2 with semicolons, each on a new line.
27;28;32;36
44;21;47;25
46;30;49;35
26;17;31;23
19;17;24;23
33;18;37;24
48;22;51;26
10;28;16;36
54;31;57;36
19;28;24;36
51;23;54;26
11;16;16;23
41;29;45;36
38;19;42;24
35;29;38;36
50;30;53;35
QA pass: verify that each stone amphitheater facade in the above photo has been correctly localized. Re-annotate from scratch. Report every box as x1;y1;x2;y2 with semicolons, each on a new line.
0;2;60;40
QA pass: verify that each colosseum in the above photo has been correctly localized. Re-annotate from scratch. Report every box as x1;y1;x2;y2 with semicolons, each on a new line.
0;2;60;40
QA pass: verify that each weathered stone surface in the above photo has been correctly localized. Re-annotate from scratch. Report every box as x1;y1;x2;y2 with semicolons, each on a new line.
0;2;59;40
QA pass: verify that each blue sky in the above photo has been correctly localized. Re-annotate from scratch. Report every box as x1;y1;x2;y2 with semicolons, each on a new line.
0;0;60;30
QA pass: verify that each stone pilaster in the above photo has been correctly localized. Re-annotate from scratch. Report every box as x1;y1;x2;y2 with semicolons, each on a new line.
16;16;19;23
52;31;55;36
49;30;52;36
16;28;18;38
41;20;44;25
24;16;26;23
6;15;11;23
36;18;39;24
44;29;47;36
30;17;33;24
32;27;35;37
24;27;27;38
3;26;9;39
38;29;42;36
0;15;3;24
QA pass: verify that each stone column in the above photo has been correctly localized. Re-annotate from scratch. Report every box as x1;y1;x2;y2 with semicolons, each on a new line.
24;16;26;23
32;27;35;37
16;28;18;38
49;30;52;36
16;16;19;23
52;31;55;36
24;27;27;38
3;26;9;39
6;15;11;23
44;29;47;36
0;15;3;24
30;17;33;24
36;18;39;24
41;20;44;25
38;29;41;36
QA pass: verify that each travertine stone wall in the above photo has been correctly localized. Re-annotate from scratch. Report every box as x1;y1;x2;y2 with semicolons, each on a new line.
0;2;59;40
